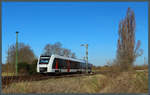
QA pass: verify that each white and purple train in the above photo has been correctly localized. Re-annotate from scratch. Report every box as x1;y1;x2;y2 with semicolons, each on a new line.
37;54;92;74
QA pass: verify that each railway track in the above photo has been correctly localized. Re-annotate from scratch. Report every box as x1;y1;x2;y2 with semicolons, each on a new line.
2;73;96;88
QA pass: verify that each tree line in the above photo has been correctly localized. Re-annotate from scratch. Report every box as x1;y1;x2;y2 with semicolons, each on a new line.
3;42;76;74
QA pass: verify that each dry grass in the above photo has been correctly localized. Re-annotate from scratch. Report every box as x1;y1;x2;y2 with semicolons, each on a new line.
100;71;148;93
2;70;148;94
134;65;148;70
2;74;107;93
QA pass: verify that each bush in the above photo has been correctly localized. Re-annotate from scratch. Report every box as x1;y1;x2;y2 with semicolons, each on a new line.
18;62;30;75
28;63;37;75
18;59;38;75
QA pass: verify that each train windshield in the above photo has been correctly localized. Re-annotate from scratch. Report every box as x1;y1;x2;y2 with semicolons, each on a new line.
39;58;50;64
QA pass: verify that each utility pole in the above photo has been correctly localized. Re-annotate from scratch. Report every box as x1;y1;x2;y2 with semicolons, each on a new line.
7;44;9;77
81;44;88;73
16;31;19;76
7;45;9;65
144;57;146;65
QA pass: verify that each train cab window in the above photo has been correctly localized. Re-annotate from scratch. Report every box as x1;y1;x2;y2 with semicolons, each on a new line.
39;58;49;64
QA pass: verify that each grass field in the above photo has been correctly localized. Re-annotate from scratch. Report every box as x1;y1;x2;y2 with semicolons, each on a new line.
2;70;148;94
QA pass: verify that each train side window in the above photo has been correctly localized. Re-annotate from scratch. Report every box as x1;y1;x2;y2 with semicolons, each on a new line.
58;59;61;69
73;61;75;69
78;62;80;69
61;59;64;69
63;60;67;69
70;61;73;69
69;61;71;69
59;59;64;69
62;59;66;69
71;61;73;69
52;58;56;69
75;62;77;69
65;60;67;69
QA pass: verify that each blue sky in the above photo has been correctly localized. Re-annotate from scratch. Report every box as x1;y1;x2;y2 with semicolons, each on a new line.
2;2;148;66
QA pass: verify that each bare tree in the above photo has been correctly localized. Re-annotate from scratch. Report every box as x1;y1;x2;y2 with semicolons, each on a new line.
43;44;52;56
53;42;62;55
42;42;76;58
71;53;76;58
116;8;143;71
6;43;36;65
63;48;71;57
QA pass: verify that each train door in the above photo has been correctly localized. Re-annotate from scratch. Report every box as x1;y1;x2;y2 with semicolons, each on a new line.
67;60;70;72
52;58;60;73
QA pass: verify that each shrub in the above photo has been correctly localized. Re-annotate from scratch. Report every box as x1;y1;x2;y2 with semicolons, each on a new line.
18;62;30;75
28;63;37;75
18;59;38;75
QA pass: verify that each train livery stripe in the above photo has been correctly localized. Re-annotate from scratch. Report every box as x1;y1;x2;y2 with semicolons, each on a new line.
55;60;58;69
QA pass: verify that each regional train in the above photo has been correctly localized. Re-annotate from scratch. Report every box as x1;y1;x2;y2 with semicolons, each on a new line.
37;54;92;74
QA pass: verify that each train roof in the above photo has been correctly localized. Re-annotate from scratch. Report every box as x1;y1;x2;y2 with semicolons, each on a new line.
40;54;92;65
51;54;86;63
40;55;51;57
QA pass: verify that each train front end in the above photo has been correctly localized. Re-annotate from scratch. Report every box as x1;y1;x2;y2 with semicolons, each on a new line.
37;56;51;73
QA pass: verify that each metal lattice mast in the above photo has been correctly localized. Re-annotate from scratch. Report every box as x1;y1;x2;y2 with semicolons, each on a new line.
86;44;88;73
81;44;88;73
